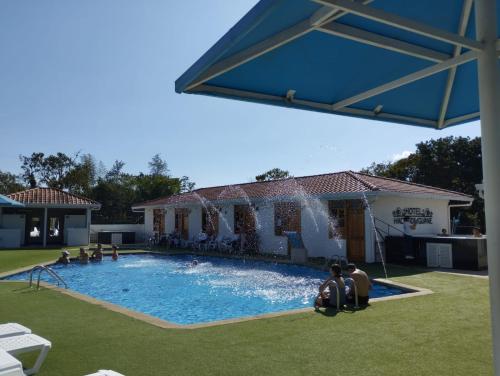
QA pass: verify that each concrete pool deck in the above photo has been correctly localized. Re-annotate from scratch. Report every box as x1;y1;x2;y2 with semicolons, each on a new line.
0;251;433;330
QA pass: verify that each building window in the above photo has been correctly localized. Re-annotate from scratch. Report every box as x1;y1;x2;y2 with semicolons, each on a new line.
202;207;219;236
274;202;301;236
328;200;346;238
153;209;165;234
234;205;255;234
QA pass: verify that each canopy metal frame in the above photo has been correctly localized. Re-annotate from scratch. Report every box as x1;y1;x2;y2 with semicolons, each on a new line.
183;0;500;130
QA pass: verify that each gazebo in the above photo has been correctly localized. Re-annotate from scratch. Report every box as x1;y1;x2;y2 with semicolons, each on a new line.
175;0;500;373
1;188;101;248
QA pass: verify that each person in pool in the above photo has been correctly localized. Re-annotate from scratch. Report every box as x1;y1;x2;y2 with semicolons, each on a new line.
57;250;71;265
190;259;199;267
111;245;119;261
78;247;89;264
315;264;345;309
90;243;104;261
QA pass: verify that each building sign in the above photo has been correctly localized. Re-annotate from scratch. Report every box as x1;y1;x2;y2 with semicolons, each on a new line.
392;207;433;225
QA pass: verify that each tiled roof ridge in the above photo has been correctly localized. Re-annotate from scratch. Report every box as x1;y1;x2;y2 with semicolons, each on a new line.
352;171;473;198
345;171;379;191
193;170;349;192
8;187;100;205
134;193;187;207
132;171;351;207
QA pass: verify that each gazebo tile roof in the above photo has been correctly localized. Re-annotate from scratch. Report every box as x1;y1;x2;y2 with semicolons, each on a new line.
7;188;100;207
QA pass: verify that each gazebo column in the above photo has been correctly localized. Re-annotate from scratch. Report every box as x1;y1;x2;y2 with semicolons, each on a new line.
475;0;500;373
42;207;48;248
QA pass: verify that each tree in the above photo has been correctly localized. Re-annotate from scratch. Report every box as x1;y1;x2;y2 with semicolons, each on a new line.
106;160;126;182
134;174;181;201
64;154;98;196
148;154;169;176
0;171;24;194
180;176;195;193
361;136;484;230
255;168;291;182
19;152;45;188
40;152;77;189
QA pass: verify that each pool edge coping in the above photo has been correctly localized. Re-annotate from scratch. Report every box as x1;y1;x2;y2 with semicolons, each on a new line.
0;252;433;330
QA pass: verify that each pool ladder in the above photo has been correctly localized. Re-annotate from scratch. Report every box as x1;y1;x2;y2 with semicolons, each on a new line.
28;265;68;290
329;278;359;311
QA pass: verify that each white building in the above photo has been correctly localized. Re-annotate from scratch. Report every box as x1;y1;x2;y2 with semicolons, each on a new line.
0;188;101;248
132;171;472;263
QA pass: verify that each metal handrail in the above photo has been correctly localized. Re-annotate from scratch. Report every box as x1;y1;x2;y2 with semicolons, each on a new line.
374;217;405;237
344;277;359;309
328;280;341;312
29;265;68;289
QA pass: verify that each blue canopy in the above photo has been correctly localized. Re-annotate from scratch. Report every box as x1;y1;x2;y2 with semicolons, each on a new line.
175;0;496;129
0;194;23;208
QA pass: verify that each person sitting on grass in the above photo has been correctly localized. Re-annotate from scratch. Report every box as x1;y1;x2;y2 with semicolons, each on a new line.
111;245;119;261
90;243;104;261
57;250;71;265
314;264;345;310
346;263;371;306
78;247;89;264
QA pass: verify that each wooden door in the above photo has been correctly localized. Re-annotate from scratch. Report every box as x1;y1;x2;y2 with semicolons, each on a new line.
346;200;365;262
175;209;189;240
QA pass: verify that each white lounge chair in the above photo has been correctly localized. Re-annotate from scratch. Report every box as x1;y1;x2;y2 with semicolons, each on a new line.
0;334;51;376
0;348;24;376
85;370;125;376
0;324;31;339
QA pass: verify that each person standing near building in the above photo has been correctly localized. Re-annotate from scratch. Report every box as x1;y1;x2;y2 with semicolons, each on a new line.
403;216;416;259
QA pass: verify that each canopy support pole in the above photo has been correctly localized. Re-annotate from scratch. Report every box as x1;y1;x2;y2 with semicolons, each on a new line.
475;0;500;374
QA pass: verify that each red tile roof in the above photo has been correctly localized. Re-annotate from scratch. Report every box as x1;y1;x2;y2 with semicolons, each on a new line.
133;171;472;208
7;188;100;208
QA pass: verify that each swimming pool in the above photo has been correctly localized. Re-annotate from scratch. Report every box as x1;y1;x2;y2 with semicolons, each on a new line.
5;254;405;325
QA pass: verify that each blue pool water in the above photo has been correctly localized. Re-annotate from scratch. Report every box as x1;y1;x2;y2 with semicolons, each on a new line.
6;254;405;325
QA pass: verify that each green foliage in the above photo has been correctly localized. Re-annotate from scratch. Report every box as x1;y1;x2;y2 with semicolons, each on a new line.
148;153;169;176
361;136;484;230
0;170;25;194
256;168;291;181
9;153;196;224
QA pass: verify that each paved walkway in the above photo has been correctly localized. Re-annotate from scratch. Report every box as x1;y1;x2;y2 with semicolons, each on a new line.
432;268;488;279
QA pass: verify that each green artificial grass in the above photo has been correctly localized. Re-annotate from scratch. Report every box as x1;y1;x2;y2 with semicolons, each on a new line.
0;249;67;273
0;250;493;375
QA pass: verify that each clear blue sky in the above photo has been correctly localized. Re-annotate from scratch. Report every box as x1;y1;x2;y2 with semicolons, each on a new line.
0;0;481;188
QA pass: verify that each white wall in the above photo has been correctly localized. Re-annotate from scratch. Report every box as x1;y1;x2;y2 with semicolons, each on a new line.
66;228;89;246
218;205;235;238
255;203;288;255
372;196;450;236
0;229;22;248
300;199;346;258
1;214;25;246
165;209;175;234
188;206;202;239
65;215;86;228
144;208;154;237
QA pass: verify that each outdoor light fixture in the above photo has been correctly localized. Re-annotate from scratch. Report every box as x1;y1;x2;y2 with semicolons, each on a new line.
286;89;296;102
374;104;383;115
